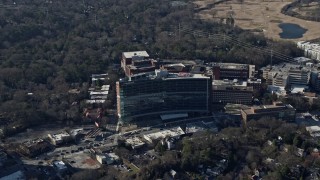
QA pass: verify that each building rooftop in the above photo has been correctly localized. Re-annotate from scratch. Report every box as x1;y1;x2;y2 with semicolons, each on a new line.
212;79;253;91
120;69;210;82
123;51;149;59
293;57;312;63
85;100;105;104
69;128;83;137
22;138;45;148
268;85;287;96
306;126;320;137
242;102;295;115
185;122;207;134
126;137;145;148
92;73;108;78
101;85;110;91
107;153;119;161
49;132;70;142
53;160;67;171
211;62;249;70
143;127;185;143
65;152;101;170
261;63;317;75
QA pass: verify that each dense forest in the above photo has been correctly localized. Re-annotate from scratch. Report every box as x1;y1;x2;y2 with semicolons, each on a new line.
0;0;302;137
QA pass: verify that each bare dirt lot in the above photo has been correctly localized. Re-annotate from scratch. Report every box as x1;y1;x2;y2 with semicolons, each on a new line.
194;0;320;41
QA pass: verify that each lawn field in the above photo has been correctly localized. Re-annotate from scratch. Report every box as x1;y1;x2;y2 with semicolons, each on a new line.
194;0;320;41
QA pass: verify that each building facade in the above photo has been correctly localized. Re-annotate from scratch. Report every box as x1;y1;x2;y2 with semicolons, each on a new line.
211;63;255;80
261;63;312;88
121;51;149;68
288;68;310;86
117;70;212;123
311;71;320;92
212;79;254;105
241;102;296;125
297;41;320;61
121;51;157;77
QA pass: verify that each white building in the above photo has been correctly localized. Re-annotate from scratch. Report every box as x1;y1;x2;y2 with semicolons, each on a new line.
261;63;313;89
96;153;119;165
143;127;185;143
306;126;320;137
69;128;83;138
126;137;145;149
53;161;67;172
297;41;320;61
48;132;71;145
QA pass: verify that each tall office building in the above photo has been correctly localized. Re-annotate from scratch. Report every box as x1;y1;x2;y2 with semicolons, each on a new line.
116;70;212;123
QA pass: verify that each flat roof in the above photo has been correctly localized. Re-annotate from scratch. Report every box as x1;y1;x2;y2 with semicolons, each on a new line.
212;79;247;86
143;127;185;142
65;152;101;169
242;104;295;115
293;57;312;62
49;132;70;141
126;137;145;147
70;128;83;136
185;122;207;134
92;73;108;78
53;161;67;170
211;62;250;70
90;91;109;95
306;126;320;133
121;70;210;82
123;51;149;58
85;100;106;104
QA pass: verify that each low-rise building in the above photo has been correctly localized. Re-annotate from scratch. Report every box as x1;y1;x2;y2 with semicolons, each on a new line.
126;137;145;149
306;126;320;137
19;138;53;157
96;154;108;165
53;160;68;172
267;85;287;96
143;127;185;143
96;153;120;165
185;121;218;134
92;73;108;82
69;128;84;139
48;132;72;146
241;102;296;125
185;122;207;134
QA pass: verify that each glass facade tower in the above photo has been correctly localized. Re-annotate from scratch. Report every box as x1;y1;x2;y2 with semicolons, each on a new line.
116;73;212;123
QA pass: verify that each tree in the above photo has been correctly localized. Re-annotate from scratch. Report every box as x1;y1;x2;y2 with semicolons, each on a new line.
155;141;166;155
